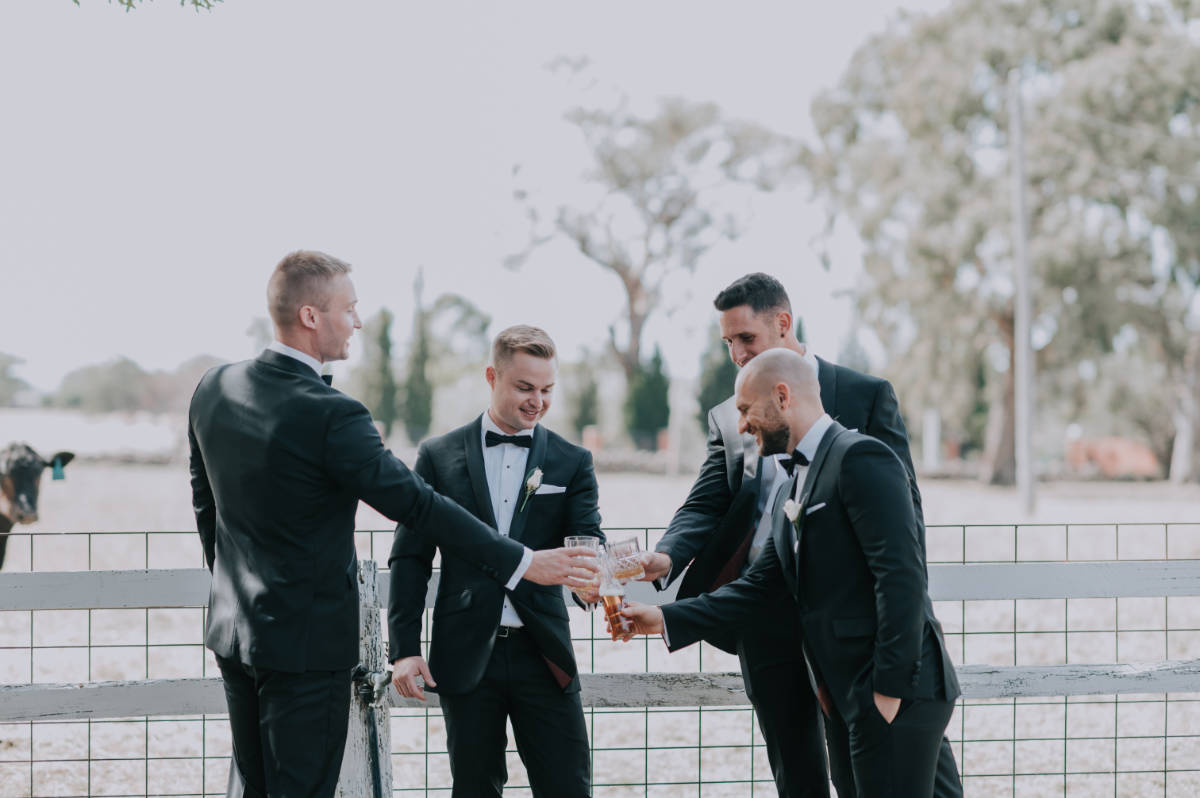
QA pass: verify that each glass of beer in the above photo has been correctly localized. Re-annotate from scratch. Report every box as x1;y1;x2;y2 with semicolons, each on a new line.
605;537;645;583
565;536;602;606
598;558;633;639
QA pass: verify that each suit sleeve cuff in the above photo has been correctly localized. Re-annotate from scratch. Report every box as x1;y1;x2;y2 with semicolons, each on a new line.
506;546;535;590
661;626;671;649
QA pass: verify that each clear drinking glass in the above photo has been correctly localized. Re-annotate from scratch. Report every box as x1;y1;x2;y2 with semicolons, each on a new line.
564;535;602;605
598;554;633;638
605;537;645;583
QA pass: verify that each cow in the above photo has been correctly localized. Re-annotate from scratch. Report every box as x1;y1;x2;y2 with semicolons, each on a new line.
0;443;74;571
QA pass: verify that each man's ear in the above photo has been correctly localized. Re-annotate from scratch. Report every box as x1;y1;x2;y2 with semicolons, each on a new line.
298;306;319;330
485;366;497;389
776;311;793;338
775;383;790;409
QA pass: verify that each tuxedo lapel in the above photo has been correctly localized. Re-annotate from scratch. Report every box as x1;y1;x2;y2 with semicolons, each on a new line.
507;425;548;544
770;472;800;596
463;416;499;529
791;422;844;578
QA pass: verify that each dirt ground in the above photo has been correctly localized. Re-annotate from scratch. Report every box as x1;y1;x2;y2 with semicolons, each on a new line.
3;464;1199;796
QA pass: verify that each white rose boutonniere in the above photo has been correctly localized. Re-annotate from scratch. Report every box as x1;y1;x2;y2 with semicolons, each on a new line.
519;467;543;512
782;499;801;523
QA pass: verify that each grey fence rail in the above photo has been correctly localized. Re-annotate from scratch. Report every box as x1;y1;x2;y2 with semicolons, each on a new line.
1;523;1199;796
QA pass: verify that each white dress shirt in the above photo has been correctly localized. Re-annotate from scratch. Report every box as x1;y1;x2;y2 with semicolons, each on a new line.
481;412;537;627
266;340;324;377
788;413;834;503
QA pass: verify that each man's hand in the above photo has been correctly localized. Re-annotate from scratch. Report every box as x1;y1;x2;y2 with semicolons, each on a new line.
873;691;901;724
392;656;436;701
525;547;600;587
608;601;665;641
636;551;672;582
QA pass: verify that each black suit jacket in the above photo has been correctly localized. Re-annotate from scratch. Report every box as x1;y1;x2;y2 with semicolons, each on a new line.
662;422;959;723
188;350;527;673
387;416;603;695
656;356;923;652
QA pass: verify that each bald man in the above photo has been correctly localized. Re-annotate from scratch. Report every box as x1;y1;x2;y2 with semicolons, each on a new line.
622;350;960;798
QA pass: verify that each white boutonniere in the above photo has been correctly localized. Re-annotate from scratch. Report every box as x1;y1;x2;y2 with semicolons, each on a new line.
519;467;543;512
782;498;802;532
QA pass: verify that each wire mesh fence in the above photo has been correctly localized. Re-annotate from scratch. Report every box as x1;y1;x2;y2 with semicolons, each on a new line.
1;523;1200;796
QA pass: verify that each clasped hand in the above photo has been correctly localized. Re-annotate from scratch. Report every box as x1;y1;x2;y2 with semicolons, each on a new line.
525;546;600;587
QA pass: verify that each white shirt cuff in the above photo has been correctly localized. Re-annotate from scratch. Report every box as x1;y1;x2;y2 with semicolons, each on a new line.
506;546;535;590
660;627;671;649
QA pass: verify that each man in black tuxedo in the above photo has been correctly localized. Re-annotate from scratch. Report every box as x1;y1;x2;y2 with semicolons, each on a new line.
188;253;597;798
387;325;602;797
622;349;960;798
638;273;957;797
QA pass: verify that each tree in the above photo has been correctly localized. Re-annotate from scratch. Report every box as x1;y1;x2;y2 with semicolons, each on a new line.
402;274;434;445
509;91;794;389
625;347;670;451
696;323;738;432
805;0;1200;483
0;354;31;407
355;309;400;441
245;317;273;354
570;364;600;442
72;0;222;10
426;293;492;386
55;358;148;412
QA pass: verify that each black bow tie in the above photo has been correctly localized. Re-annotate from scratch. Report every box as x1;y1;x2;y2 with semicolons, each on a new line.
780;450;809;477
321;374;333;386
486;431;532;449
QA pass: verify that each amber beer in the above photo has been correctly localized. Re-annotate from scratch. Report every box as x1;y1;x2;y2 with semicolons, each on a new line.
601;590;633;638
605;537;645;582
611;558;645;583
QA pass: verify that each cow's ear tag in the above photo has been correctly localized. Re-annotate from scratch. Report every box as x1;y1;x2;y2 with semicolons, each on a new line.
52;458;65;481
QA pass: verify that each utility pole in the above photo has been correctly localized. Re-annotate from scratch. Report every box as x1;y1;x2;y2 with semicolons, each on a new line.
1008;69;1036;516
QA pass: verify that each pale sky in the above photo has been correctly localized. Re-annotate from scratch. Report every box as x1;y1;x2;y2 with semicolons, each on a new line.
0;0;950;393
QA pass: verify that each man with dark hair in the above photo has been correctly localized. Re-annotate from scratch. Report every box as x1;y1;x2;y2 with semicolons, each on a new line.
623;349;960;798
388;325;602;797
637;273;960;797
188;254;597;798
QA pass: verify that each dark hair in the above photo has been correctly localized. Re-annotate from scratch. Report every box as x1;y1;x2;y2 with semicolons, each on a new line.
713;273;791;316
267;250;353;328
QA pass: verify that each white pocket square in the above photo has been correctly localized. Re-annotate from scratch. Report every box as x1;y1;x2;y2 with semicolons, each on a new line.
535;483;566;495
805;502;827;516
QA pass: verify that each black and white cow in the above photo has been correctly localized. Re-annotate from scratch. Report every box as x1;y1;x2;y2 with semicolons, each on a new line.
0;443;74;570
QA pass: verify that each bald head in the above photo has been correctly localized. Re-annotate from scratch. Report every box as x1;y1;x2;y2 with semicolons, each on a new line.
736;349;820;402
733;349;824;456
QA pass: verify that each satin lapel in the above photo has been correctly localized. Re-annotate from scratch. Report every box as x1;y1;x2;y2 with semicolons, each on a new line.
463;416;499;529
791;422;845;577
770;472;800;595
507;425;548;544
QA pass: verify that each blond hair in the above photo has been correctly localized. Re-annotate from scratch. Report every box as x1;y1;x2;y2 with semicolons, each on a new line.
491;325;557;371
267;250;352;328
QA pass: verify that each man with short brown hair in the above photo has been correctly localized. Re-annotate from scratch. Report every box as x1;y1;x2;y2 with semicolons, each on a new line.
637;272;960;797
189;254;597;798
388;324;603;797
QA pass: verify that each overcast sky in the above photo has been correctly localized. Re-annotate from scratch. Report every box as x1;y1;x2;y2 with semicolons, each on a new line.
0;0;950;393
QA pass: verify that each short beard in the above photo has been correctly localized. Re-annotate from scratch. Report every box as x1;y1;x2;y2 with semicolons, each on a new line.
759;420;791;457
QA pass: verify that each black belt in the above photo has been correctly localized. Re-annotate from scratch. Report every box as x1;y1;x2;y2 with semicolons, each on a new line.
496;625;524;638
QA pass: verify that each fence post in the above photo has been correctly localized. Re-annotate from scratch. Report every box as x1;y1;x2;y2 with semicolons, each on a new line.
335;560;393;796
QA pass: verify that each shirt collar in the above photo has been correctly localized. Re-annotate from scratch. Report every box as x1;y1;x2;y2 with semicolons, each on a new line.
796;413;833;463
481;411;536;442
266;341;323;377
